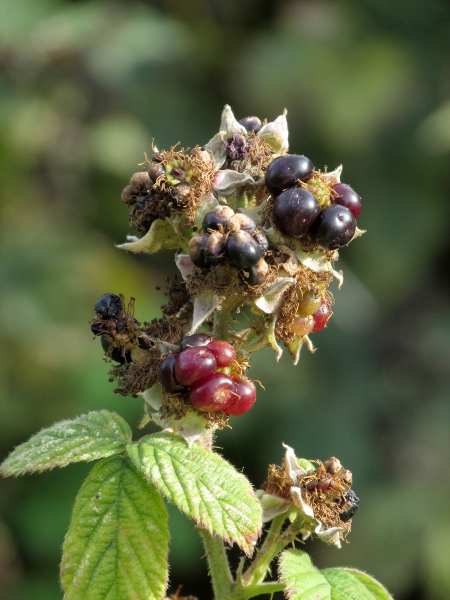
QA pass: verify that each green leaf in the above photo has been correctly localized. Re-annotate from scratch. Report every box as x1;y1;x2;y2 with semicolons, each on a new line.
61;456;169;600
128;433;262;556
279;549;332;600
322;568;393;600
0;411;131;476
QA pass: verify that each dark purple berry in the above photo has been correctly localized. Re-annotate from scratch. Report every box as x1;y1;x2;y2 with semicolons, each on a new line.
189;233;210;268
226;231;262;269
273;188;320;239
340;490;359;522
310;205;356;250
174;346;217;387
238;116;262;133
158;352;184;393
95;293;122;318
90;320;104;336
202;206;234;232
265;154;314;196
101;334;130;364
332;183;362;218
179;333;212;352
189;372;235;412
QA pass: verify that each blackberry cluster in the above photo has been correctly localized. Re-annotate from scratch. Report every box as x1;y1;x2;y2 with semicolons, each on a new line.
158;333;256;415
189;205;270;286
265;154;362;250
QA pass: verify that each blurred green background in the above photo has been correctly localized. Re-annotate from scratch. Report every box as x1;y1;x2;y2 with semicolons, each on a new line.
1;0;450;598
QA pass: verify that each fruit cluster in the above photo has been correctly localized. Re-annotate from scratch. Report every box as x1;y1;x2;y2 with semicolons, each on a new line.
158;333;256;415
265;154;362;250
189;205;270;286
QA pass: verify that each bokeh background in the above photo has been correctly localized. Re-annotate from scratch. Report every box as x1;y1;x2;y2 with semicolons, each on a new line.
1;0;450;598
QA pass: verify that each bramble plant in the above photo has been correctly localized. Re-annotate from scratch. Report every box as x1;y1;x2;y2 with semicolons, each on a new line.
0;106;393;600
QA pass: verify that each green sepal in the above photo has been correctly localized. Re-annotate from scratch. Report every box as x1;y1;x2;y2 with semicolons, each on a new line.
128;432;262;556
61;455;169;600
278;549;332;600
0;411;131;476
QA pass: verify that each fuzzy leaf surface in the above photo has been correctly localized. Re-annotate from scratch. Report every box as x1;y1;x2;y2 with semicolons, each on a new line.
0;411;131;476
61;456;169;600
341;569;393;599
278;549;331;600
322;568;393;600
128;433;262;555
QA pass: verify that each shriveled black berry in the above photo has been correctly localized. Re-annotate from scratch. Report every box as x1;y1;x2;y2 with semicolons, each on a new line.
101;334;130;364
95;293;122;318
273;188;320;239
169;184;191;206
205;231;226;264
90;320;104;336
310;205;356;250
238;116;262;133
202;206;234;232
226;231;262;269
224;134;248;160
179;333;212;352
265;154;314;196
189;233;210;268
340;490;359;522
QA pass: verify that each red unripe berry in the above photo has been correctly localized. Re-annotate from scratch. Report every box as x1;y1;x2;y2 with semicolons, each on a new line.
174;346;217;387
189;373;236;412
332;183;362;218
312;303;331;332
226;375;257;415
207;340;236;367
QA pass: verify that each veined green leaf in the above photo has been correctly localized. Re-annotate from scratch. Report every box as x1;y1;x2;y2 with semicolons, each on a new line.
322;568;393;600
61;456;169;600
128;433;262;556
0;411;131;476
278;549;331;600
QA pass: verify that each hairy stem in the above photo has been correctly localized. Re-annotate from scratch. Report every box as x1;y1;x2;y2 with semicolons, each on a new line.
230;581;284;600
213;296;239;341
199;530;234;600
242;514;300;586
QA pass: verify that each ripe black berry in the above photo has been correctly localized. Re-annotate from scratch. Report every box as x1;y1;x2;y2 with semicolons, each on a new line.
226;231;262;269
238;116;262;133
179;333;212;352
95;293;122;318
340;490;359;522
332;183;362;218
310;205;356;250
189;233;210;268
158;352;184;393
272;188;320;239
265;154;314;196
252;228;269;253
202;206;234;232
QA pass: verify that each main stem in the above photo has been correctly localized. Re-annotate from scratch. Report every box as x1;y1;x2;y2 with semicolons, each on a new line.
199;530;234;600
